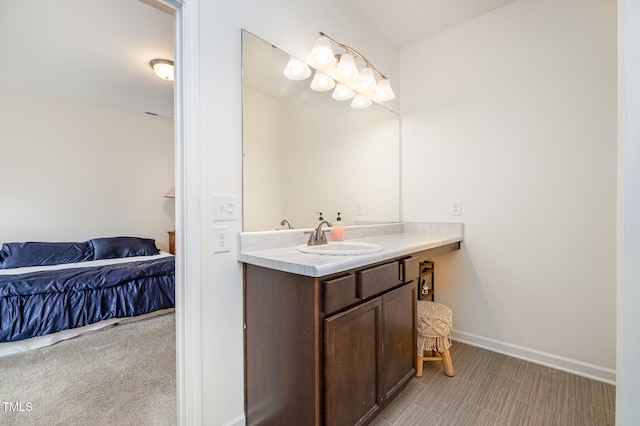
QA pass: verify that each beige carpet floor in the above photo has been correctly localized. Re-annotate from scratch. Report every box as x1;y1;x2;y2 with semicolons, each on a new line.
0;313;176;426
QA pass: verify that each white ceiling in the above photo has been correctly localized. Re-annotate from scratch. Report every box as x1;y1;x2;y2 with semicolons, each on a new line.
346;0;519;47
0;0;175;119
0;0;518;119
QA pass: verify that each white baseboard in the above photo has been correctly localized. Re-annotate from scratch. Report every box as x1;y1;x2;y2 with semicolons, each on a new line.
222;413;246;426
451;330;616;385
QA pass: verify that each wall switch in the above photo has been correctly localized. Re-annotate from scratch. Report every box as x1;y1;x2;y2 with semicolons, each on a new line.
213;225;230;253
356;204;364;216
213;194;238;221
451;200;462;216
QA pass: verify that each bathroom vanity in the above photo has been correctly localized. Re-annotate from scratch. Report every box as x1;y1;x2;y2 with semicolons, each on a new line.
239;223;463;426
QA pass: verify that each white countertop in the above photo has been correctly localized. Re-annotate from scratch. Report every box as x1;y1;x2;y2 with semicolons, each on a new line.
238;222;463;277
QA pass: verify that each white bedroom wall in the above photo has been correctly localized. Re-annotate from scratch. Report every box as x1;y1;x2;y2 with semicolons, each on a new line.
0;86;175;251
195;0;399;424
400;0;617;381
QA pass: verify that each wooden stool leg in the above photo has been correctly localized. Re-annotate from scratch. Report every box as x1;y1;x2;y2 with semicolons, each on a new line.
416;353;424;377
440;348;455;377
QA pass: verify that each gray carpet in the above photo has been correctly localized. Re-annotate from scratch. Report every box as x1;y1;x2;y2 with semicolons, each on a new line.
0;313;176;426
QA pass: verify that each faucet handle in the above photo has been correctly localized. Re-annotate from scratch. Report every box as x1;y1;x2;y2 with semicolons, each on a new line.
307;231;316;245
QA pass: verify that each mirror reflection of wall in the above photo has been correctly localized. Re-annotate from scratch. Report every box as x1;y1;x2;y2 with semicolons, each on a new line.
242;30;400;232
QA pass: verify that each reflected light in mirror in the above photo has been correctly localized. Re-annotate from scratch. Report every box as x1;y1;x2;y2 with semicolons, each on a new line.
351;94;372;109
332;83;355;101
283;57;311;80
310;70;336;92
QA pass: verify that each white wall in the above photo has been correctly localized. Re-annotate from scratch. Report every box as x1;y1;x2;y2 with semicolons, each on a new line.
401;0;617;381
0;86;175;251
195;0;399;424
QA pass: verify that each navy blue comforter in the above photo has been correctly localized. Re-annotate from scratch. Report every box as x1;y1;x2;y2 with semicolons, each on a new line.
0;256;175;343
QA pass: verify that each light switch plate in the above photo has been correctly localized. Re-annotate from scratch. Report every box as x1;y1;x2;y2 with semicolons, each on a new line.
213;194;238;221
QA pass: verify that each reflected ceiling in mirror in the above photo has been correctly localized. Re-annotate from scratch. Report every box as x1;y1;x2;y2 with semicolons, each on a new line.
242;30;400;231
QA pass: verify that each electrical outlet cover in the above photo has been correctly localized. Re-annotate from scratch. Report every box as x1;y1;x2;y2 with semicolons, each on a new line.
213;225;230;253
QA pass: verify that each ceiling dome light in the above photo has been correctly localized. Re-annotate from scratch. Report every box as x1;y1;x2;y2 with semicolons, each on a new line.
310;70;336;92
351;94;372;109
374;79;395;101
335;54;359;83
332;83;355;101
355;67;378;94
284;56;311;80
150;59;174;81
308;36;336;70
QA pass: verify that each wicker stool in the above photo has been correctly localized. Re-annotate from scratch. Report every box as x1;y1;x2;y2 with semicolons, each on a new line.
416;300;455;377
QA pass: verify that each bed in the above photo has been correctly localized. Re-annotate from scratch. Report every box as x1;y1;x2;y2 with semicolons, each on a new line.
0;236;175;357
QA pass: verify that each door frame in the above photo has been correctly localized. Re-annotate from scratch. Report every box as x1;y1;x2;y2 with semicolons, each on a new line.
158;0;202;424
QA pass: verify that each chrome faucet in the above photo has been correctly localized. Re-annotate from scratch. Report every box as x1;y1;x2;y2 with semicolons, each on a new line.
280;219;293;229
307;220;332;246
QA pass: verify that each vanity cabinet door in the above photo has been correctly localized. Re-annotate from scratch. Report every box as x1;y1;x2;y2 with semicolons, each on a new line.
324;297;383;426
381;282;417;402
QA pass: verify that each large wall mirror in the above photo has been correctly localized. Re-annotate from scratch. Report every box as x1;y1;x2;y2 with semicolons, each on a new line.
242;30;400;231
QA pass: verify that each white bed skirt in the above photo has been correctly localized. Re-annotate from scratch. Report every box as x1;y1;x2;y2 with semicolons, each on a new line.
0;308;174;358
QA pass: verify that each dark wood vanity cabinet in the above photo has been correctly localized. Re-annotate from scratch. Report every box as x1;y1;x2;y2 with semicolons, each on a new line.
325;296;383;425
324;281;417;426
244;253;424;426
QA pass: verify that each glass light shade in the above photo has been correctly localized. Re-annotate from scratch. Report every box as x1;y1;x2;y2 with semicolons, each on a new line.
374;79;396;101
310;70;336;92
308;36;336;70
351;94;372;109
283;57;311;80
150;59;174;81
335;54;359;82
332;83;355;101
355;67;378;94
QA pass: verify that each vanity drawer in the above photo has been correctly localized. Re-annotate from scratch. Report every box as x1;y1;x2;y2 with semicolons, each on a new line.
402;256;421;283
324;274;358;315
358;261;402;299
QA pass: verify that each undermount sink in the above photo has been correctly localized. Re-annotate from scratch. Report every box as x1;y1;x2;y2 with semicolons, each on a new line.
297;241;383;255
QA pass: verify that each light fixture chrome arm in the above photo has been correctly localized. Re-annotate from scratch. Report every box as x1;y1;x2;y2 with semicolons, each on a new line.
319;32;388;80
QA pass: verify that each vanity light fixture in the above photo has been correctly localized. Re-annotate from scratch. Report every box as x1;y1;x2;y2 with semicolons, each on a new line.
284;32;395;108
150;59;175;81
308;36;336;70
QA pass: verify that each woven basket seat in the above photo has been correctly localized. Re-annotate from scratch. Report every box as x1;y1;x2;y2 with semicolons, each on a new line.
416;300;454;377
